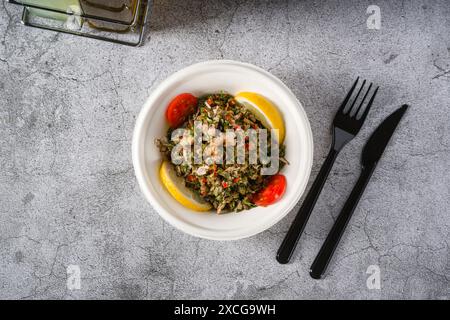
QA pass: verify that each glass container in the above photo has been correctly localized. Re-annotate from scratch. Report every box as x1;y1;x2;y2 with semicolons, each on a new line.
8;0;151;46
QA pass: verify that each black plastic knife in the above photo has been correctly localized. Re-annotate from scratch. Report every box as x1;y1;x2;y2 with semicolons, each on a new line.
310;104;409;279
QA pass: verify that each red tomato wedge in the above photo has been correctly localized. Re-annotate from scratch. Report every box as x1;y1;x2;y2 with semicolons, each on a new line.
165;93;198;128
252;174;287;207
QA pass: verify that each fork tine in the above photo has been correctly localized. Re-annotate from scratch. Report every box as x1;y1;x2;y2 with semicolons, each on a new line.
338;77;359;113
354;82;373;117
358;86;379;122
348;79;366;114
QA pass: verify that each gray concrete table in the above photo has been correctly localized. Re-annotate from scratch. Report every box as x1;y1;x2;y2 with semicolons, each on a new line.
0;0;449;300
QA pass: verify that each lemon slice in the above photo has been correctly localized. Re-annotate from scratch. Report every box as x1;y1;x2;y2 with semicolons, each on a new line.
235;92;285;143
159;161;212;212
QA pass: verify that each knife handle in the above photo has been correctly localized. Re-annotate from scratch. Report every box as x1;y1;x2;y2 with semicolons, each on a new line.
277;148;339;264
310;165;375;279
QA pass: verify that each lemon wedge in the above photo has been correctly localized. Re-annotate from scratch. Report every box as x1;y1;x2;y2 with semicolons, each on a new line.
159;161;212;212
235;92;285;143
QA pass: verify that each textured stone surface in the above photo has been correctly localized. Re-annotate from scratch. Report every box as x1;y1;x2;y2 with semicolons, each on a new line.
0;0;449;300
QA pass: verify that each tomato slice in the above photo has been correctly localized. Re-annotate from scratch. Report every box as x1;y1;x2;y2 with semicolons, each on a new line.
165;93;198;128
252;174;287;206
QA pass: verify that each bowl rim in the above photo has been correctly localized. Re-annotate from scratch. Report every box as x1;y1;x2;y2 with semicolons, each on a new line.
132;60;313;240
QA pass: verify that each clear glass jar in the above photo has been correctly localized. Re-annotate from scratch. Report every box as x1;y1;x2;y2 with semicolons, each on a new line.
80;0;139;31
9;0;149;46
15;0;82;21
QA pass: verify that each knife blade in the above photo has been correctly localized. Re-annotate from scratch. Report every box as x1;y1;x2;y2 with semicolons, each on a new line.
361;104;408;169
310;104;408;279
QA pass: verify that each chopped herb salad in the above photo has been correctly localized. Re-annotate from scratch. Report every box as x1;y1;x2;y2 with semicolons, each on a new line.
157;92;288;214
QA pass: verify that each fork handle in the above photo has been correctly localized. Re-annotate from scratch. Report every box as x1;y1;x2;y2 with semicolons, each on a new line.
309;165;375;279
276;148;339;264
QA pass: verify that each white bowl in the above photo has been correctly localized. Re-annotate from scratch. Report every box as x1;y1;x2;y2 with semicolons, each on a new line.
132;60;313;240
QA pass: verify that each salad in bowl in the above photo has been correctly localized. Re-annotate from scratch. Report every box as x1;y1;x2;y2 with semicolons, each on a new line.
157;92;288;214
132;60;313;240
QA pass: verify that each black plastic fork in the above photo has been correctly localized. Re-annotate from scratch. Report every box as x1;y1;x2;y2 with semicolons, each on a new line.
276;78;379;264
